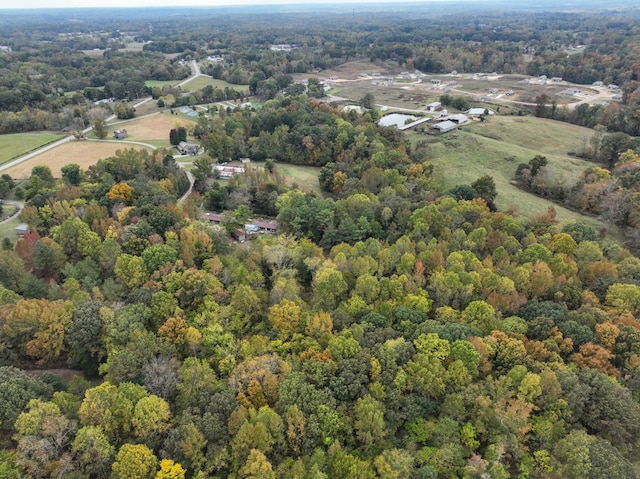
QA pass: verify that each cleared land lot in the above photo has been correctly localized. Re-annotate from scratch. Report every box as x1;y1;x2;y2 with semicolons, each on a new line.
4;142;150;178
0;133;65;165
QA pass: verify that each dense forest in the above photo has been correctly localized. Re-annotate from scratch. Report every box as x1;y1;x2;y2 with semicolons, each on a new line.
2;3;640;479
1;94;640;478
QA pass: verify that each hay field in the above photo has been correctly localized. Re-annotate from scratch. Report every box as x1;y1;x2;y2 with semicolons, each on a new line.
4;142;150;179
109;113;195;142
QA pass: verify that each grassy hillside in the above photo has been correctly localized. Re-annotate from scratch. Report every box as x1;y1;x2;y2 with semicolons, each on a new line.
407;116;610;228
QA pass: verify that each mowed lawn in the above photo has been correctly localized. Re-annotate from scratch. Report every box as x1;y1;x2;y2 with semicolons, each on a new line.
407;115;610;227
179;76;249;93
231;161;321;194
274;163;321;194
0;132;64;164
0;210;24;242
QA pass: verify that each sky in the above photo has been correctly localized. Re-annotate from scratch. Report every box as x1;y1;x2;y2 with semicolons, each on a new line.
1;0;451;9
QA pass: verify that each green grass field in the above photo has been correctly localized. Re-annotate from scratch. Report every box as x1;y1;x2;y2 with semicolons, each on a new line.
407;115;613;228
145;80;179;88
0;211;23;242
221;161;321;194
179;76;249;93
0;133;65;164
275;163;321;193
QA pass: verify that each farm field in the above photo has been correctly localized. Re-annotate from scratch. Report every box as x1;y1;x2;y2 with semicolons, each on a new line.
107;112;196;142
4;142;150;178
0;133;65;164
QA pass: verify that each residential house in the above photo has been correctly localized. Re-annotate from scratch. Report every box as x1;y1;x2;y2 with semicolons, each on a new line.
177;142;199;155
113;129;127;139
214;165;245;178
15;224;30;236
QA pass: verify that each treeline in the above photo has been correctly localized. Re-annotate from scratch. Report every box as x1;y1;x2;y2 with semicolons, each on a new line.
0;48;189;112
514;143;640;250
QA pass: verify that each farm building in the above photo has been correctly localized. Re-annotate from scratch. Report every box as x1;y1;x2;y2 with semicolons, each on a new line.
426;102;442;112
177;142;199;155
466;108;494;116
431;121;457;134
448;114;469;124
249;219;278;234
113;129;127;139
232;229;246;243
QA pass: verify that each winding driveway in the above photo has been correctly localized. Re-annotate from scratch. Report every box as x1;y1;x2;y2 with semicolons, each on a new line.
0;200;25;225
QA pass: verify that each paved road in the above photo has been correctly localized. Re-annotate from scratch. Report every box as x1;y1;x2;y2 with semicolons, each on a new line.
0;96;155;174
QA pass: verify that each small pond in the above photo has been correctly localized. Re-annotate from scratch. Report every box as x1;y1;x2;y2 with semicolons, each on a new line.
378;113;418;128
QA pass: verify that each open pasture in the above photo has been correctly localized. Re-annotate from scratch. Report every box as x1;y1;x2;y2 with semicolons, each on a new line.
0;133;64;165
408;115;609;226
